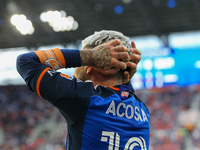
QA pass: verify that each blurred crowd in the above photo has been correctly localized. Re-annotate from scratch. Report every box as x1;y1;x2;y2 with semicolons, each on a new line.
0;84;200;150
136;85;200;150
0;85;65;150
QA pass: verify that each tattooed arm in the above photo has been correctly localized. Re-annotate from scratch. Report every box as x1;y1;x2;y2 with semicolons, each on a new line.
80;39;130;75
17;39;129;86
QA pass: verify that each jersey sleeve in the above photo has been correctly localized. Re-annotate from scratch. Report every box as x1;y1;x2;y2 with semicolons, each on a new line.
16;48;94;125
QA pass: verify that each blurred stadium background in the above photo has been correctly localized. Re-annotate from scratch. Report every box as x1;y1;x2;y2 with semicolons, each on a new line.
0;0;200;149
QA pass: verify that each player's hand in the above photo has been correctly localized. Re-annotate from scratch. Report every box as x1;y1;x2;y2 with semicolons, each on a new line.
122;41;141;84
80;39;129;74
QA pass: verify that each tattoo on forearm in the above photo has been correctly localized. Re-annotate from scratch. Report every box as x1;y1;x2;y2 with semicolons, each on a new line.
80;50;90;66
92;46;112;69
80;46;113;69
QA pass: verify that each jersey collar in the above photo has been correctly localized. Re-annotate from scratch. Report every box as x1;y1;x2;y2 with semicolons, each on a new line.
108;84;134;100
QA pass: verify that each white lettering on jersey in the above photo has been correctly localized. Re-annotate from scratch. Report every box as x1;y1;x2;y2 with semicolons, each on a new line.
117;102;126;117
106;100;148;121
106;100;116;116
141;109;148;122
125;105;134;119
134;106;143;121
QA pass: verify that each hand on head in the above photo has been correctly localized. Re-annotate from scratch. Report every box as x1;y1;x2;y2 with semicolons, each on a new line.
122;41;141;84
90;39;130;75
91;40;141;84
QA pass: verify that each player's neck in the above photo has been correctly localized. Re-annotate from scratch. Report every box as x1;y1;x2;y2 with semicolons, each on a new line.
90;71;122;87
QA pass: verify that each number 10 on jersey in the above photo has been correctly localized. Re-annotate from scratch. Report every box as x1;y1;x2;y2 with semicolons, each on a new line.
101;131;147;150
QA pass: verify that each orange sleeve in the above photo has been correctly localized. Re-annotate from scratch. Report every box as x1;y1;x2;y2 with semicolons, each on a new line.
34;48;66;70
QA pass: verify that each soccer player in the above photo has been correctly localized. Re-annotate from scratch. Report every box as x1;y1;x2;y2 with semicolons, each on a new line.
16;30;150;150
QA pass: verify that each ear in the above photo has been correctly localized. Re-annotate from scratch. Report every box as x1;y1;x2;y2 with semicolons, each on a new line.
86;66;93;75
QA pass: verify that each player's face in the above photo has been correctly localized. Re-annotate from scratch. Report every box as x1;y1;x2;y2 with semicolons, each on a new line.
73;66;87;81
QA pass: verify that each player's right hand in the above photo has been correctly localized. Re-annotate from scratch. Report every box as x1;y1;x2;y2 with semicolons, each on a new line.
90;39;130;75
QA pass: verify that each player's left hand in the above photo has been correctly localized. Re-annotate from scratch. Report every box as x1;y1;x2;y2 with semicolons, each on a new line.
122;41;141;84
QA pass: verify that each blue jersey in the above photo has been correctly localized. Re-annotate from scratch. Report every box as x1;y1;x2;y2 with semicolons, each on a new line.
16;49;150;150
